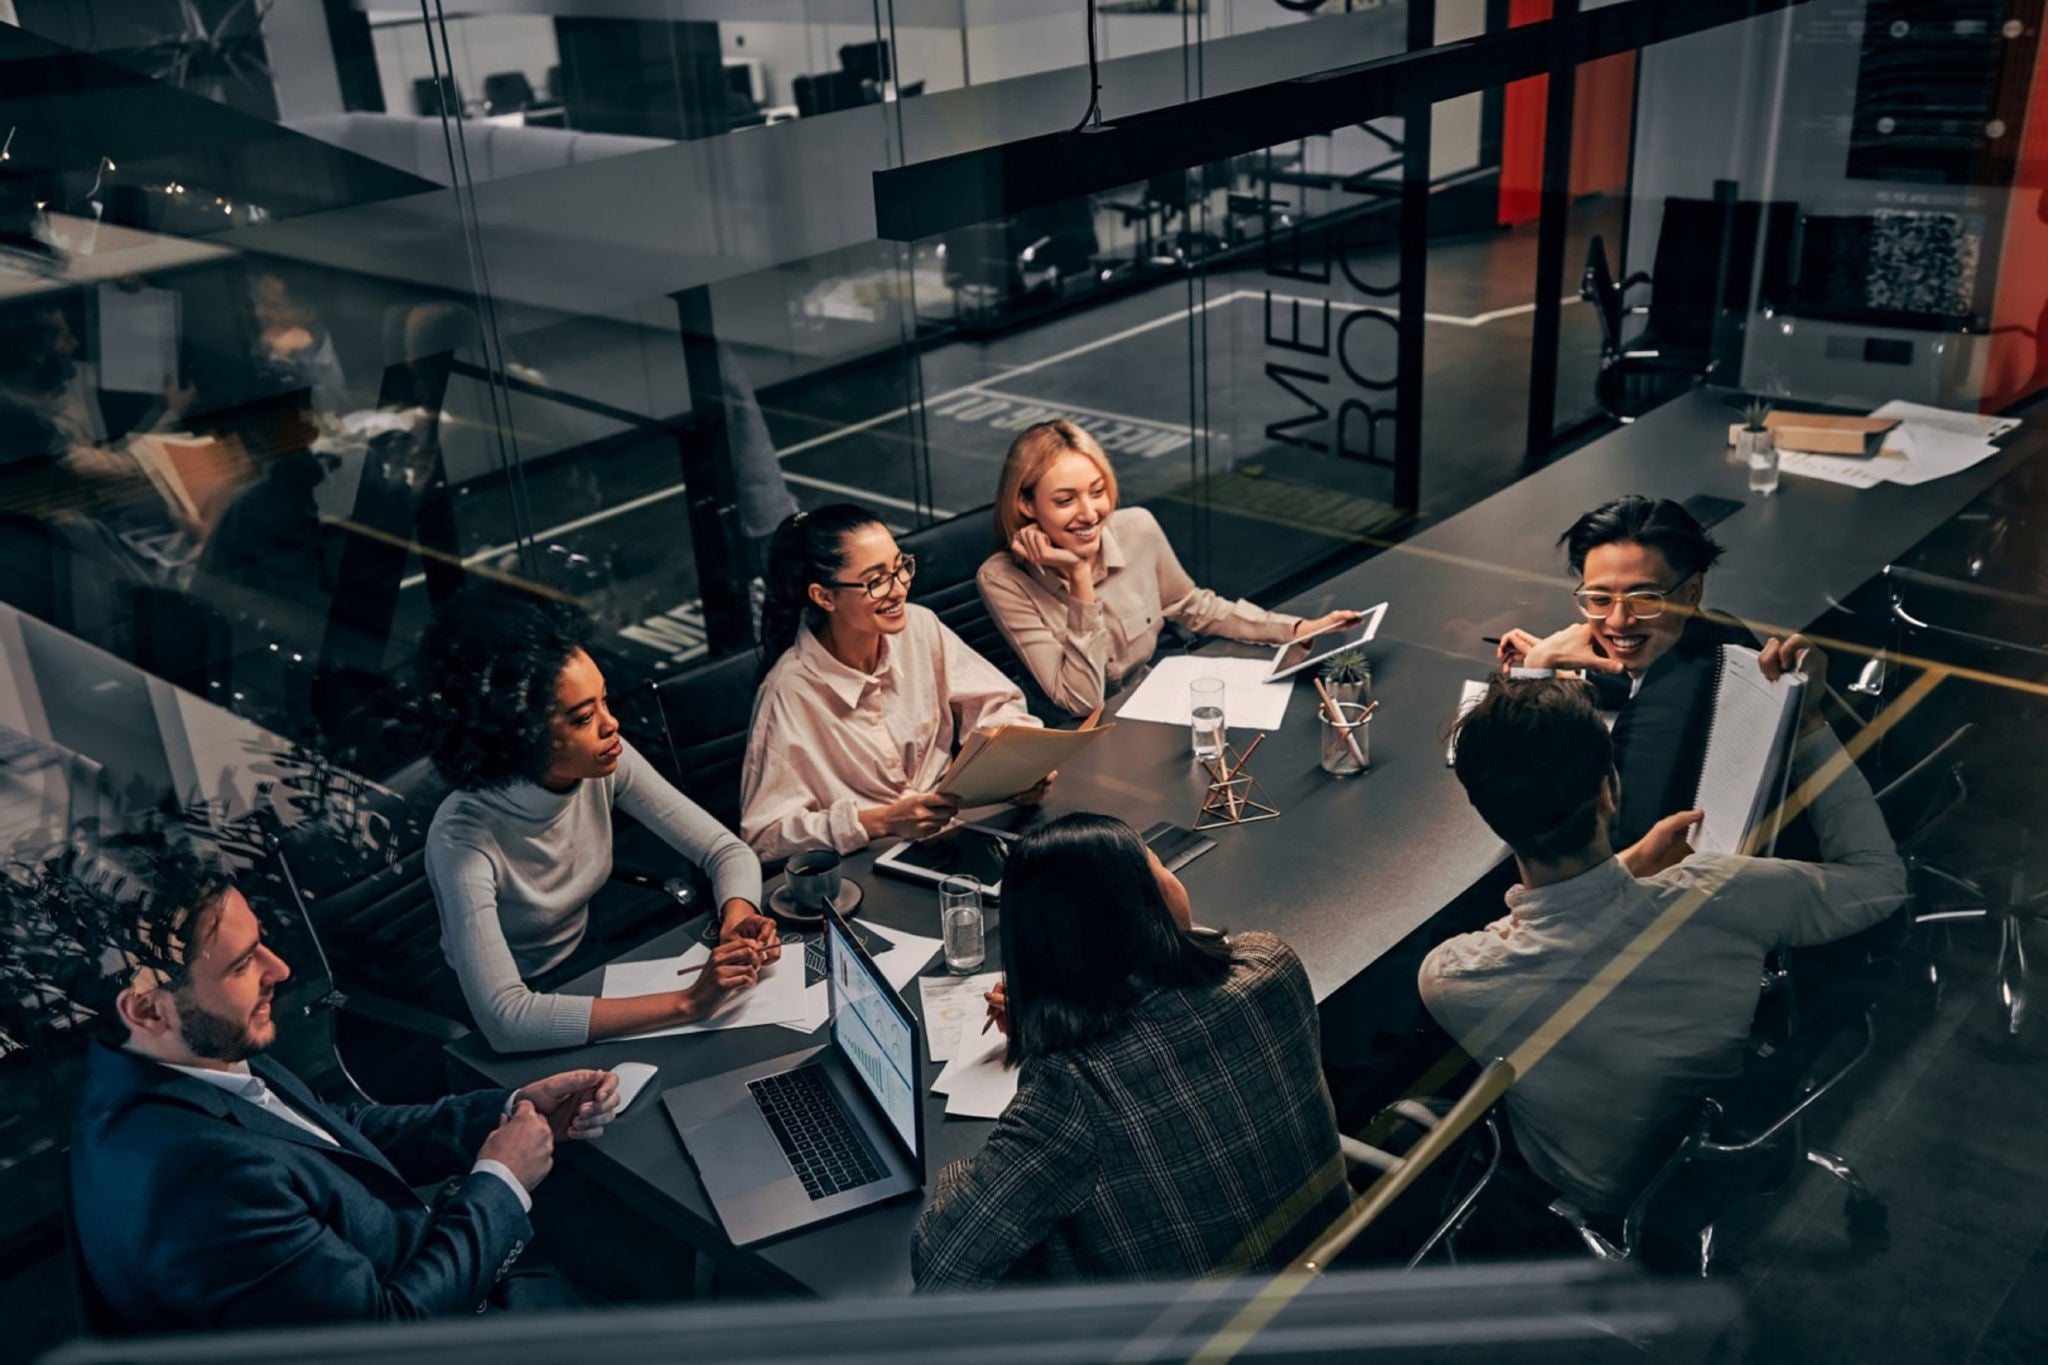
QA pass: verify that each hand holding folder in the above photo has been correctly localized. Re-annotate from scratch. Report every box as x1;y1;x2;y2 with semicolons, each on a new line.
934;721;1114;809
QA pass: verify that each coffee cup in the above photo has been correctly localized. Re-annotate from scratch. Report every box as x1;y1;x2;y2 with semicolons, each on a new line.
786;849;844;912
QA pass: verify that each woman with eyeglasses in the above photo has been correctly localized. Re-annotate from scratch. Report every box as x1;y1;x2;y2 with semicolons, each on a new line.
1493;495;1824;851
977;420;1362;717
911;812;1350;1290
741;503;1043;861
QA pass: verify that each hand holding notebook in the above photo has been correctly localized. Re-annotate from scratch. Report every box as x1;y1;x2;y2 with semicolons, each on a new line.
1689;643;1810;857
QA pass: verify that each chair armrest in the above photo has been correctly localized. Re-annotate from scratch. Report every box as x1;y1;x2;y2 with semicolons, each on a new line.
336;986;470;1045
1619;272;1652;293
1340;1134;1401;1174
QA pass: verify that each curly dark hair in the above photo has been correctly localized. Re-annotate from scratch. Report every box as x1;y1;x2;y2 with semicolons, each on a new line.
417;589;596;790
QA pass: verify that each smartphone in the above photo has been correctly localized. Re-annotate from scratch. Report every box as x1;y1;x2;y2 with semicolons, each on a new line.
1141;821;1217;873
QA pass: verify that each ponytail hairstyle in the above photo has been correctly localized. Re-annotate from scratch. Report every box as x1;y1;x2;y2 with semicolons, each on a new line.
758;503;885;678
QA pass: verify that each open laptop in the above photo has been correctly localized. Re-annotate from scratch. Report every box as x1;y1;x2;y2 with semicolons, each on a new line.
662;908;924;1246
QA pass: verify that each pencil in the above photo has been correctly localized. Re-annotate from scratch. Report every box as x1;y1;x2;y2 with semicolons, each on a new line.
1312;676;1369;767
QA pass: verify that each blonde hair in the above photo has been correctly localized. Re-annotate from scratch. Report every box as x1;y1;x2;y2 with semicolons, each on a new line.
993;420;1120;553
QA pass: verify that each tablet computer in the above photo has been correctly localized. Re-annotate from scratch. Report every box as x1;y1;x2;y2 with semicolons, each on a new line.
1265;601;1388;682
873;822;1017;898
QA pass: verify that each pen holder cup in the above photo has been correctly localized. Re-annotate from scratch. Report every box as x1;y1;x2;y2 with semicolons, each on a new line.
1319;705;1371;778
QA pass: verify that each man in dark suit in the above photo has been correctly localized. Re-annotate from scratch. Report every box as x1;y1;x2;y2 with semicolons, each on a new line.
70;861;620;1331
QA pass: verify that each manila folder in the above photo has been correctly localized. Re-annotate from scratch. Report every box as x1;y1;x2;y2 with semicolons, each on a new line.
935;723;1113;808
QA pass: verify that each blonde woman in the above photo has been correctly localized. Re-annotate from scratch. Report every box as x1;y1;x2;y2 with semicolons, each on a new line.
975;420;1359;716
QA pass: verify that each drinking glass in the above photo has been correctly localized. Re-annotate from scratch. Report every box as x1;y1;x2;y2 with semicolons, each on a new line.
940;874;985;973
1189;677;1227;761
1746;428;1779;495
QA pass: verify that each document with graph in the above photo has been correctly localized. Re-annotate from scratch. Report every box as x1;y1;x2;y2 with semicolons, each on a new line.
1690;645;1805;857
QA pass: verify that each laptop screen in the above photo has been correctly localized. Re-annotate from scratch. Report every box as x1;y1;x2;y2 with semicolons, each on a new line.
827;915;919;1156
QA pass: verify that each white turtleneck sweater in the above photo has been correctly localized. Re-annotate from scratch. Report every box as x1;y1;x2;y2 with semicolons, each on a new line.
425;739;762;1053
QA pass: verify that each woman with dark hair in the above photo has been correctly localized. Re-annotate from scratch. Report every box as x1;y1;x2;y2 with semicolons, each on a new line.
740;504;1043;861
1494;494;1825;849
911;813;1350;1290
421;591;776;1054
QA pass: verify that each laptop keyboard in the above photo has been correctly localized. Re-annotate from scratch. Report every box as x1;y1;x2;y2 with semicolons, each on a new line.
748;1064;889;1201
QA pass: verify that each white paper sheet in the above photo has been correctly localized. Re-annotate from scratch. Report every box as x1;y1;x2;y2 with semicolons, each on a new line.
931;1036;1021;1118
601;941;808;1038
1870;400;2020;442
918;972;1003;1062
772;923;945;1036
1778;449;1889;489
1881;425;2004;487
1115;655;1294;732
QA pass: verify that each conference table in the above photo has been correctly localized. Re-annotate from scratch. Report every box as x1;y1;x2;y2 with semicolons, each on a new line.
447;387;2041;1297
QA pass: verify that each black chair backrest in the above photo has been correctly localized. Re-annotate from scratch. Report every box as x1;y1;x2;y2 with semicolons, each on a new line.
482;71;536;113
1647;198;1797;352
1872;723;1975;855
898;512;1060;721
640;648;764;832
1884;565;2048;672
838;40;891;84
793;70;865;117
1580;234;1625;353
411;74;461;118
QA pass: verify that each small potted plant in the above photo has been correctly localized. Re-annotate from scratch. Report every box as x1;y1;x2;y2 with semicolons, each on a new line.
1318;648;1371;708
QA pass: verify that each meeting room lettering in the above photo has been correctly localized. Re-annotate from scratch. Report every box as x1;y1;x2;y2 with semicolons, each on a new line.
1261;214;1397;467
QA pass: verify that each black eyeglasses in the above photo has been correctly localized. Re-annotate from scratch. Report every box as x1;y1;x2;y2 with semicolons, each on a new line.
1572;574;1693;620
829;554;917;600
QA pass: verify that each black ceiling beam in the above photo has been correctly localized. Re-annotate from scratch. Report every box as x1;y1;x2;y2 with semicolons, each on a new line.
874;0;1806;242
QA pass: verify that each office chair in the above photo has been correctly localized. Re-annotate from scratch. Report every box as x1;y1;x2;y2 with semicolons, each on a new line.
62;1169;127;1338
411;74;462;119
481;71;536;116
1866;565;2048;1035
1524;1003;1885;1276
1580;234;1703;422
1334;1070;1513;1268
897;513;1063;721
838;40;891;86
792;71;868;118
1296;1060;1517;1272
619;648;762;835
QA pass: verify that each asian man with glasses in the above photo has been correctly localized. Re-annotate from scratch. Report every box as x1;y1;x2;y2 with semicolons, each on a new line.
1492;496;1835;853
740;504;1047;862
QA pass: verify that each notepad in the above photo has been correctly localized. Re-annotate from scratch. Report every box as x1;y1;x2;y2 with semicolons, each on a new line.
1690;645;1805;858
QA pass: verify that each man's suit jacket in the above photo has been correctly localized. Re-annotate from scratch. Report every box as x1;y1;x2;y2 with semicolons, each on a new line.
912;932;1351;1290
70;1041;530;1331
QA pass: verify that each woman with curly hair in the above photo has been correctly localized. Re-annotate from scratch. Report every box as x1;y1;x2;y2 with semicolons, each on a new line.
741;503;1045;861
420;591;776;1053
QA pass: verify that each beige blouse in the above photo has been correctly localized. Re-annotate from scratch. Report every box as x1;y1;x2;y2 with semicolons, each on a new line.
740;603;1036;861
976;506;1302;717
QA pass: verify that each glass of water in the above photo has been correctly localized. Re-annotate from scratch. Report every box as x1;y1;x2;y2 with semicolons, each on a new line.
940;874;985;973
1747;428;1779;495
1189;676;1227;762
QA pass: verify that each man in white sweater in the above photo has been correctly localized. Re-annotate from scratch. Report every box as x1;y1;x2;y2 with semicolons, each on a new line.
1420;659;1904;1215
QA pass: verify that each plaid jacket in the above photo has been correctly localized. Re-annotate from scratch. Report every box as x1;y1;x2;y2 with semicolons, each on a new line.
912;931;1350;1290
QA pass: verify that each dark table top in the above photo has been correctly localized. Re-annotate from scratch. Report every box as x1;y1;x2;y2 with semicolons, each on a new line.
449;386;2040;1298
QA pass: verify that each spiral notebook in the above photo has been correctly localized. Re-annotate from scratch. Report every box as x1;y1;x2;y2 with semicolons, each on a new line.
1691;645;1805;858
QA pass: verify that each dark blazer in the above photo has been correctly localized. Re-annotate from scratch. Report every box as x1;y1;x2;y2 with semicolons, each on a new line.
911;932;1351;1290
70;1042;530;1332
1610;611;1821;860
